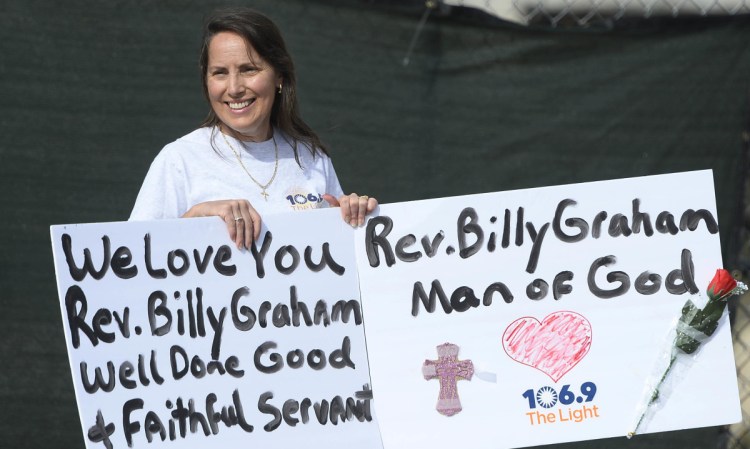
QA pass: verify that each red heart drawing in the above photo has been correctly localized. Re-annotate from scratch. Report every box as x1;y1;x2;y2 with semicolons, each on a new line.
502;311;592;382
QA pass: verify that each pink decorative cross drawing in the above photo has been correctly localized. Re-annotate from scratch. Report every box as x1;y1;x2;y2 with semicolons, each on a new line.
422;342;474;416
502;311;592;382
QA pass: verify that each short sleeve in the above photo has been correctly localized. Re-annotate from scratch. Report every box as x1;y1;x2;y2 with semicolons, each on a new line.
324;155;345;199
129;147;189;220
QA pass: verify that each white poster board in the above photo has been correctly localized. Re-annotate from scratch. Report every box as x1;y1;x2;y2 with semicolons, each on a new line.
50;209;382;449
52;170;741;449
354;170;740;448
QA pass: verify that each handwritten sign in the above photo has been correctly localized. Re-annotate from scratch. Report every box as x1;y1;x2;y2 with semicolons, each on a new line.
50;210;381;449
354;170;740;448
52;171;740;449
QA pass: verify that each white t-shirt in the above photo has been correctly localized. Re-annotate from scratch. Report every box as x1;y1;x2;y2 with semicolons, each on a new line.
130;127;344;220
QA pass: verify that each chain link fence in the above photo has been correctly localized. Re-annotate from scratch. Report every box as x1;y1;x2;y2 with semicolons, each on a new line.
727;132;750;449
730;289;750;449
444;0;750;25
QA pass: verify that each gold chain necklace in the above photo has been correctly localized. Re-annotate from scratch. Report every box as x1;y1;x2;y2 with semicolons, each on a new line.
221;130;279;201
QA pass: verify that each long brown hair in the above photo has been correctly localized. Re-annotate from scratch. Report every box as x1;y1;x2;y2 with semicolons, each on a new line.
199;7;329;161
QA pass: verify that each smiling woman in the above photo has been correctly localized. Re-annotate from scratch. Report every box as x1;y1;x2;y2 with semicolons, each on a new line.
129;7;377;248
206;31;281;141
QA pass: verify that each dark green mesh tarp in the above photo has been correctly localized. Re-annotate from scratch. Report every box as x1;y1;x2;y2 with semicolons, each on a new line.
1;0;748;447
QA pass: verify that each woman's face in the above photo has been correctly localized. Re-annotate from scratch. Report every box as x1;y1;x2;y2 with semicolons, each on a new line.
206;32;281;141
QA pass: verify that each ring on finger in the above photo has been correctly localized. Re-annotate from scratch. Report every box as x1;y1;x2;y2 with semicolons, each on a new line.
234;216;243;222
360;195;369;201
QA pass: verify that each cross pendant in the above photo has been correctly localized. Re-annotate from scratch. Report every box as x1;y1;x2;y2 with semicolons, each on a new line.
260;189;269;201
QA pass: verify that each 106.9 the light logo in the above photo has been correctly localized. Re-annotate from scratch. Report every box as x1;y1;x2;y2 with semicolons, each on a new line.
522;382;597;409
286;193;324;206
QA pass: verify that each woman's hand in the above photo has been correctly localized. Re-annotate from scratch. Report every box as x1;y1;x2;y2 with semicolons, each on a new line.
323;193;378;227
182;200;261;249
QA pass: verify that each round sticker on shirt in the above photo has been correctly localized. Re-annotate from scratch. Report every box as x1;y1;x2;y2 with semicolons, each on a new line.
284;189;326;211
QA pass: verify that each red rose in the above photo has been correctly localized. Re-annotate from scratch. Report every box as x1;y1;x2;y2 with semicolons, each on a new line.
631;267;745;436
706;268;737;301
